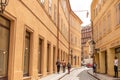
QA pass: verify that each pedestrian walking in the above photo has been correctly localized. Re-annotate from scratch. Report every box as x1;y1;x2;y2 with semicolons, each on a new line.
93;62;97;74
56;59;61;74
62;60;66;73
67;62;71;74
114;56;118;78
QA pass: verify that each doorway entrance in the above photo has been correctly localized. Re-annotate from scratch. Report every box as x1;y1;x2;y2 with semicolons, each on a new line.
101;51;107;74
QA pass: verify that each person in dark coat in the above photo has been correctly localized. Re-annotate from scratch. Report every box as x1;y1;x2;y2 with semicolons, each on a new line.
56;59;61;74
93;62;97;74
62;60;66;73
67;62;71;74
114;56;118;78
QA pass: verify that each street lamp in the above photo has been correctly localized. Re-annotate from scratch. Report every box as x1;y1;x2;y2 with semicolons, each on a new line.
0;0;9;13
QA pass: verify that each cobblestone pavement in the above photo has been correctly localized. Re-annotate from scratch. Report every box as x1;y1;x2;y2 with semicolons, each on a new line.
40;67;120;80
88;69;120;80
60;67;98;80
77;70;98;80
94;73;120;80
40;68;76;80
40;67;89;80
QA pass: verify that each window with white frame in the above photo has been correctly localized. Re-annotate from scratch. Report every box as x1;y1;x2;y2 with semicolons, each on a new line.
71;34;73;43
48;0;52;16
54;4;57;25
107;13;111;32
24;31;31;77
103;17;106;35
61;0;66;13
40;0;44;4
94;8;97;17
115;3;120;25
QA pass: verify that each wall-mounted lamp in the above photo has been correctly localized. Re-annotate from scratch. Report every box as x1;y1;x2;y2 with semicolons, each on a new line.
0;0;9;13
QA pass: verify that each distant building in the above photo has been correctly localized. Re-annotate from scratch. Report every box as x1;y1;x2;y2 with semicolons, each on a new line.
81;26;92;60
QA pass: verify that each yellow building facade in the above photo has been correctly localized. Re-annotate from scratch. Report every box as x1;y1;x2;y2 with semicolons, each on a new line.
91;0;120;76
0;0;82;80
70;11;82;67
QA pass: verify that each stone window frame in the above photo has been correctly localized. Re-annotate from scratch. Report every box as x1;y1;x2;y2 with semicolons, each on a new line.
23;26;34;78
0;16;10;79
40;0;45;5
47;41;51;73
54;4;57;25
48;0;52;16
38;37;44;75
115;2;120;26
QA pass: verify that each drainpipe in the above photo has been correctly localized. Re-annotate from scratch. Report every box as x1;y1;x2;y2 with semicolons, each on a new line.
57;0;59;60
68;4;71;64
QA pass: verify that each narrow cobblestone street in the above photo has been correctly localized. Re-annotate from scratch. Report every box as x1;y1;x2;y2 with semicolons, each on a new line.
40;67;99;80
0;0;120;80
40;67;120;80
77;70;98;80
60;68;98;80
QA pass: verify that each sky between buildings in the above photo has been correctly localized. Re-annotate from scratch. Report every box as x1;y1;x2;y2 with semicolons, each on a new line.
70;0;93;27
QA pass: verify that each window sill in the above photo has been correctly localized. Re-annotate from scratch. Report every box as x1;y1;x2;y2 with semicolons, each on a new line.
114;24;120;30
38;74;42;77
23;76;31;80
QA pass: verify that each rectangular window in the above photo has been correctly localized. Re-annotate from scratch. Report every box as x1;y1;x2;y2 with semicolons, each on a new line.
107;13;111;32
59;15;61;28
0;16;10;79
40;0;44;4
99;22;101;39
38;38;43;74
23;31;30;76
61;0;66;12
94;8;97;17
48;0;52;16
60;19;63;32
47;43;50;72
116;3;120;25
75;37;77;45
54;4;57;25
103;17;106;35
